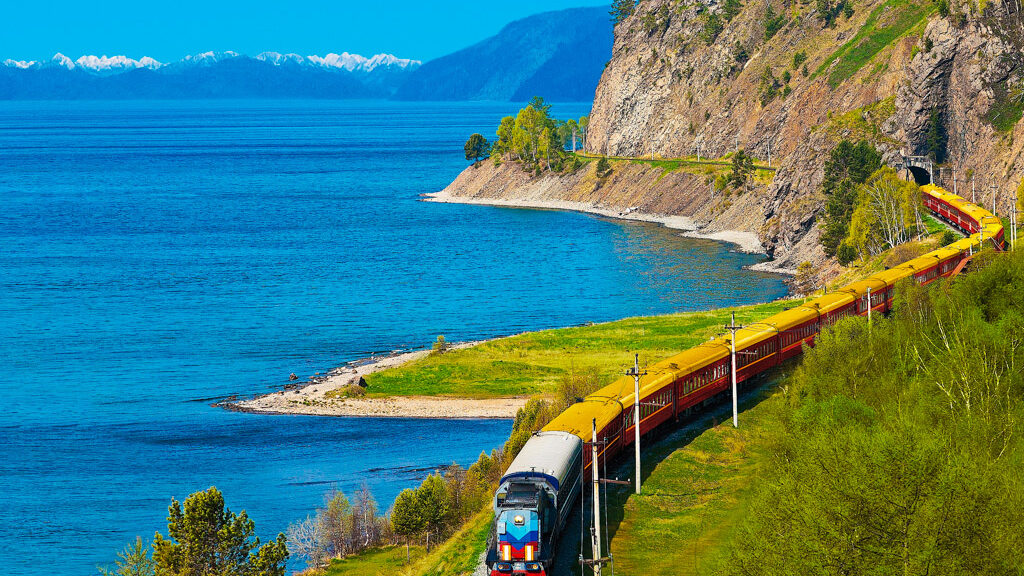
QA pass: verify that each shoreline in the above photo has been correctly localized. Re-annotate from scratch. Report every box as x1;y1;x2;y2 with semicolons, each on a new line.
218;340;530;419
423;189;770;256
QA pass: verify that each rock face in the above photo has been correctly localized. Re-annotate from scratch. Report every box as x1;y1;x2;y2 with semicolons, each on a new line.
442;0;1024;277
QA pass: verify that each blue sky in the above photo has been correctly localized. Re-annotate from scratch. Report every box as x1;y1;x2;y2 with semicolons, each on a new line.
0;1;607;63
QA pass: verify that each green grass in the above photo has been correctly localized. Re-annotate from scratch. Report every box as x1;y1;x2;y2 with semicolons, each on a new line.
321;545;427;576
608;389;783;575
365;300;797;398
814;0;934;88
986;81;1024;132
319;509;491;576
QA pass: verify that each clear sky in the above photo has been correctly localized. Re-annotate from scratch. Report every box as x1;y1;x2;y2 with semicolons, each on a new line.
0;0;608;63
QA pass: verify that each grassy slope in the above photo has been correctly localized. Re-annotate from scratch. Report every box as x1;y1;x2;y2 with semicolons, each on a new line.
364;300;795;398
814;0;934;88
321;509;491;576
608;390;781;575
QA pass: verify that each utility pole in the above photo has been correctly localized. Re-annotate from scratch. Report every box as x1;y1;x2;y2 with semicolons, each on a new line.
973;174;977;202
992;184;998;215
953;169;958;195
725;312;744;428
627;354;647;495
590;419;602;576
735;133;739;154
867;286;873;326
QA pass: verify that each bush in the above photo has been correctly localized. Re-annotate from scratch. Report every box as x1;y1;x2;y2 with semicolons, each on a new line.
836;242;858;265
431;334;449;355
940;230;958;245
937;0;950;17
595;157;613;178
793;50;808;69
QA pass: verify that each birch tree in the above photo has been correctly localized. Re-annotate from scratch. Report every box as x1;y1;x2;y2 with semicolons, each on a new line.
846;167;921;257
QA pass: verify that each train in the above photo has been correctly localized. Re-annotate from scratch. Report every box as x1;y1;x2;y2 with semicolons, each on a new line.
485;183;1007;576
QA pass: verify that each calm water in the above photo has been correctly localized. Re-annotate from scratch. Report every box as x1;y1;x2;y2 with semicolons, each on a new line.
0;100;787;575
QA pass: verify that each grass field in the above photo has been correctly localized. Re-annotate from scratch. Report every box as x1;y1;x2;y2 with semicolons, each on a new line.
605;387;783;576
364;299;796;398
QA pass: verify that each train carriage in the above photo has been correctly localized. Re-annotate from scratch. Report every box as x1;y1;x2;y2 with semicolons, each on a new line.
486;182;1006;576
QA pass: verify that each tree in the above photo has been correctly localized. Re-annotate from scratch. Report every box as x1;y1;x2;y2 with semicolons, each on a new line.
595;157;612;178
578;116;589;152
764;3;787;40
819;140;882;257
320;490;353;557
723;0;744;21
836;242;858;266
493;116;516;161
926;107;948;162
610;0;636;25
286;516;327;569
153;487;287;576
846;167;921;257
390;488;424;562
701;12;724;44
417;474;450;551
99;537;155;576
463;133;490;166
730;149;755;190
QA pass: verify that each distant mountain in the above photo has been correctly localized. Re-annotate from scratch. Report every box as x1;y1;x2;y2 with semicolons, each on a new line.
394;6;612;102
0;51;420;99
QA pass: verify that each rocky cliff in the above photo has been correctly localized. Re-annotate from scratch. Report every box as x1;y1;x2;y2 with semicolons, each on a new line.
441;0;1024;277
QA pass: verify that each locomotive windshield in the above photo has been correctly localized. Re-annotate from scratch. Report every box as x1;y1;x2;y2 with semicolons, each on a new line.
504;482;539;507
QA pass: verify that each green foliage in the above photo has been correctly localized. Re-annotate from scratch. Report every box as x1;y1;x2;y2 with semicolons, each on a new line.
723;0;744;21
926;107;948;162
1017;179;1024;228
940;229;959;245
763;3;787;40
641;3;671;36
430;334;448;355
819;140;882;257
416;475;449;550
489;97;571;172
937;0;950;16
595;157;613;178
815;0;934;88
153;487;287;576
781;69;791;84
792;50;808;69
815;0;852;26
758;66;780;106
390;488;425;554
734;42;749;64
836;242;858;265
99;537;155;576
700;12;724;44
985;81;1024;133
845;167;922;257
730;149;755;189
463;133;489;165
730;252;1024;575
610;0;637;25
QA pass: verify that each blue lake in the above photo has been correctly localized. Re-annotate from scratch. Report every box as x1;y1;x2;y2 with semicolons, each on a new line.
0;100;788;575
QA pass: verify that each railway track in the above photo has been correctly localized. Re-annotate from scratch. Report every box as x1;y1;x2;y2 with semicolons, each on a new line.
484;183;1006;576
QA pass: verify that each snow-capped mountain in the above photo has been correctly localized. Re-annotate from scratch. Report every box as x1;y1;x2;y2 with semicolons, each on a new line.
0;50;421;99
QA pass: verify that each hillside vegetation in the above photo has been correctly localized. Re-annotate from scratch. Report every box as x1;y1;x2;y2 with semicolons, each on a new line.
607;249;1024;575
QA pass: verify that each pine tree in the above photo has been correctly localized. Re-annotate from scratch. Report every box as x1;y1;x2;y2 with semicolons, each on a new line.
153;487;287;576
610;0;637;25
390;489;424;562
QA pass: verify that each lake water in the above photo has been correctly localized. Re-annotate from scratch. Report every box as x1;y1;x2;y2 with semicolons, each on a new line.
0;100;788;575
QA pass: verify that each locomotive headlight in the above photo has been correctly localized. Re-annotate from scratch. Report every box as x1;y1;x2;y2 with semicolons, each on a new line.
525;563;542;573
513;514;525;526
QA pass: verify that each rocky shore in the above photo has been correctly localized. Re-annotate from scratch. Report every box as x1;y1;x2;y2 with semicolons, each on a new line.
219;341;529;419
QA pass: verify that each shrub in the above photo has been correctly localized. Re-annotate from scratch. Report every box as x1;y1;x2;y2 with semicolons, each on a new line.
837;242;858;265
940;230;958;245
432;334;449;355
793;50;808;69
595;157;613;178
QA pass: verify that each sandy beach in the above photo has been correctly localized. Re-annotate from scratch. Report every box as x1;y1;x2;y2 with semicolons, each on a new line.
221;341;530;419
424;190;767;254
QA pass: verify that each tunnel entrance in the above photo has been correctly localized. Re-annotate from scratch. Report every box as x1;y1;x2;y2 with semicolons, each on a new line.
908;165;932;185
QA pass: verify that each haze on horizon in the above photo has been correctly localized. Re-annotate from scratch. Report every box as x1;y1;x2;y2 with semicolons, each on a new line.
0;0;607;63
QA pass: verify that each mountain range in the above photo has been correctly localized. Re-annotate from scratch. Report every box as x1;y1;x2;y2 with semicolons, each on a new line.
0;6;611;101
